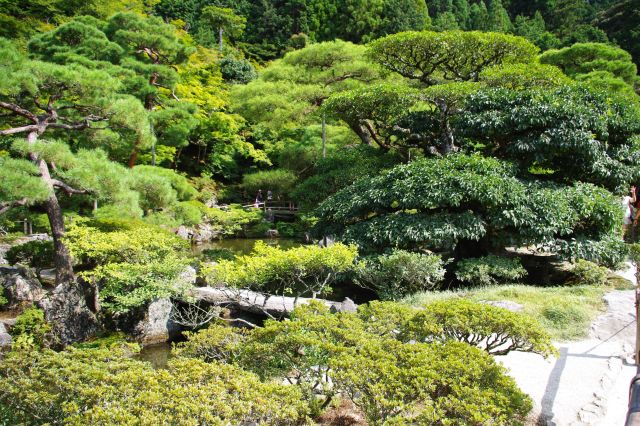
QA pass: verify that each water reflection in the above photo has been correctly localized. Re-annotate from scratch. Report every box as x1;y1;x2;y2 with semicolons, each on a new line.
192;238;302;256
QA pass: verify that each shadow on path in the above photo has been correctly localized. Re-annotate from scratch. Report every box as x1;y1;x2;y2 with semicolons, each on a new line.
541;347;569;423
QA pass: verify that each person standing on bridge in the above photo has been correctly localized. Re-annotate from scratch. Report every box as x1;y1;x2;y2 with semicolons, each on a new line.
267;190;273;202
255;189;263;208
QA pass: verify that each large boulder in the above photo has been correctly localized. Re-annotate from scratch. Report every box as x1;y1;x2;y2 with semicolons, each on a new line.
38;279;99;347
0;266;44;306
134;298;181;345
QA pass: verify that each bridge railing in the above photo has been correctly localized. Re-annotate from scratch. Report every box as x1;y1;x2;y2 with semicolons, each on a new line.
241;201;298;212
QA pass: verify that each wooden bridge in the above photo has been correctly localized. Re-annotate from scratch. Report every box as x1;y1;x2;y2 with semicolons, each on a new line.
242;201;299;218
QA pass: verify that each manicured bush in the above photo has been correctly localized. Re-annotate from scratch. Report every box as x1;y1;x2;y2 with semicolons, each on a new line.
207;242;358;297
455;255;527;286
5;240;54;269
174;324;247;363
219;56;257;84
571;259;609;286
0;346;309;425
356;250;446;299
403;299;556;357
87;255;193;314
330;339;532;425
64;221;193;314
64;220;188;267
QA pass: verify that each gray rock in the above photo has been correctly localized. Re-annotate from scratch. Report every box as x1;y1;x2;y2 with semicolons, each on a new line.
0;266;44;305
340;297;358;313
175;225;193;240
193;224;217;243
134;299;180;345
265;229;279;238
204;196;218;208
38;279;98;347
482;300;524;312
0;322;11;349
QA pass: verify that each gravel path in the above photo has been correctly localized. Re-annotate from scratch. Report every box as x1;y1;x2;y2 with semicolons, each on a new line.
497;263;637;425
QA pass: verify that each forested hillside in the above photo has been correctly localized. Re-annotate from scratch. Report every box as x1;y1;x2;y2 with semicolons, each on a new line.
1;1;639;424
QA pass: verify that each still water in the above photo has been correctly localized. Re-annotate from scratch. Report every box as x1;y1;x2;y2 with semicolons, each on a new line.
191;238;302;256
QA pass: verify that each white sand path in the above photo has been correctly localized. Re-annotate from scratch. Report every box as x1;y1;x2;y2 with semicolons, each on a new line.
497;263;638;425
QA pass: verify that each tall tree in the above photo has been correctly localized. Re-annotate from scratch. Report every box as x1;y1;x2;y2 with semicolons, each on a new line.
199;5;246;51
0;38;151;343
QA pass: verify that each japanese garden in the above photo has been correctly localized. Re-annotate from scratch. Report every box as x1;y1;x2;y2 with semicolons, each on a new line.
0;0;639;424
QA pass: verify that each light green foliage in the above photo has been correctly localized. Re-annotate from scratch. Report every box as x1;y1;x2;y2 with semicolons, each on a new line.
5;240;54;269
404;299;555;357
132;166;197;201
10;307;51;349
455;255;528;286
313;154;621;266
64;220;191;313
204;204;263;237
368;30;538;86
571;259;609;286
331;339;531;425
0;293;6;308
479;63;572;89
539;43;638;86
207;242;358;297
0;346;309;425
404;282;634;340
242;169;297;198
199;5;246;49
219;301;536;424
356;250;446;300
175;324;248;363
64;220;187;267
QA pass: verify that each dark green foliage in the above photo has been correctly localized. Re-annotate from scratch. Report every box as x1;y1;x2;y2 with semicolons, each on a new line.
5;240;54;269
292;146;400;208
461;87;640;192
596;0;640;67
313;154;622;265
219;56;257;83
455;255;528;286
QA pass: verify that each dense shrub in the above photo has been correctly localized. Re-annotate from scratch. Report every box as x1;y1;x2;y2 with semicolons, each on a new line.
174;324;248;363
242;169;297;198
0;346;309;425
571;259;609;286
275;221;297;238
64;221;193;314
64;221;188;267
331;339;532;425
205;204;263;237
403;299;556;357
5;240;53;269
356;250;446;299
455;255;527;286
219;56;257;84
207;242;358;297
181;301;539;424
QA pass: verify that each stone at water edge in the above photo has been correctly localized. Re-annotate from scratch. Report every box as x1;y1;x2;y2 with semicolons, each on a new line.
134;298;181;345
0;323;12;349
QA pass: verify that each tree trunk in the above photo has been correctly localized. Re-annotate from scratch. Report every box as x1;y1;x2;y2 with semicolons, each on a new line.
27;130;98;346
219;27;224;51
436;100;455;155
